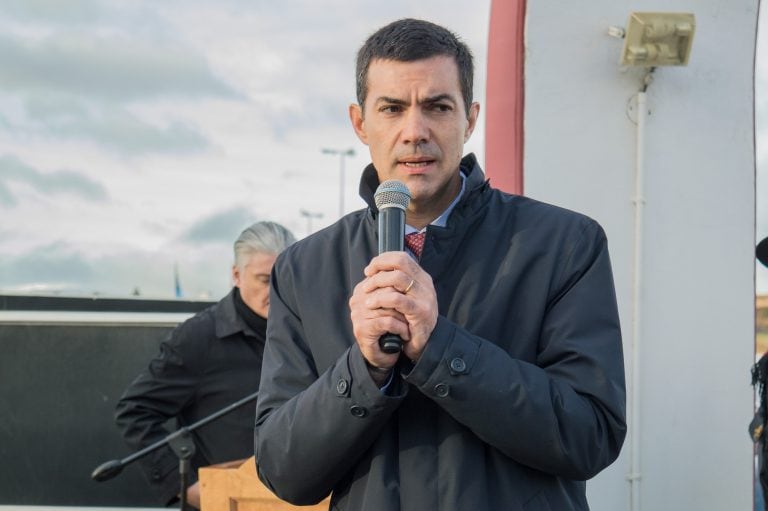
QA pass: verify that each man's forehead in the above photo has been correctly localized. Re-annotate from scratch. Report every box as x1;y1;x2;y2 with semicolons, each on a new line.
366;56;462;99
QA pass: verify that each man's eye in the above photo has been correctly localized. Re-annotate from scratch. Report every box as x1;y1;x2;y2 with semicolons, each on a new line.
429;103;452;112
381;105;402;113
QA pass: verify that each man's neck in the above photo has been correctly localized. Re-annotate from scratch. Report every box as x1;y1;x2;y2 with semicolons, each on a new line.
405;172;465;231
405;210;437;231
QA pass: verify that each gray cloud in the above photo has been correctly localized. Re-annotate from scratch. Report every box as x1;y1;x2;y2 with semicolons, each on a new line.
17;94;209;155
0;155;108;207
0;244;231;299
0;33;238;101
0;0;103;23
263;94;351;142
0;246;94;289
181;206;258;244
0;113;12;130
0;25;225;155
55;110;206;155
0;246;159;298
24;95;90;120
0;185;15;206
0;0;106;25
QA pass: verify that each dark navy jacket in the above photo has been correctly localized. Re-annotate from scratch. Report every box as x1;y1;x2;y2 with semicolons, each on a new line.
255;154;626;510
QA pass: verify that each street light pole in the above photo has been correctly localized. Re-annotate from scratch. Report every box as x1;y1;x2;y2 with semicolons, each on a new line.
321;147;355;218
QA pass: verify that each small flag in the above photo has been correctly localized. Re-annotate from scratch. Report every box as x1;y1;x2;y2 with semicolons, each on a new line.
174;263;182;298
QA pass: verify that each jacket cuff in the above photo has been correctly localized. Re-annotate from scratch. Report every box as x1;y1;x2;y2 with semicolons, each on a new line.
347;343;407;404
401;316;481;398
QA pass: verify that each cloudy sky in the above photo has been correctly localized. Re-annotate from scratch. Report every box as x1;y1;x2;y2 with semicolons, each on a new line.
0;0;765;300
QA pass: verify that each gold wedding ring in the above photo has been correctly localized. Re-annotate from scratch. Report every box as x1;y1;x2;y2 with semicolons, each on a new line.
404;278;415;294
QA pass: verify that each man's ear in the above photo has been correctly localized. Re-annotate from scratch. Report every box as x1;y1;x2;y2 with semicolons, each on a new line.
464;102;481;142
231;265;240;287
349;103;369;145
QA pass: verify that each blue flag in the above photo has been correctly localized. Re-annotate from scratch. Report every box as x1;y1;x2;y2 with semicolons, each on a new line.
174;263;182;298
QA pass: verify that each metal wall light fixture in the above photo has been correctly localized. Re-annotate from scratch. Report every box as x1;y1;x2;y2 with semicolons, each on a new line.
618;12;696;67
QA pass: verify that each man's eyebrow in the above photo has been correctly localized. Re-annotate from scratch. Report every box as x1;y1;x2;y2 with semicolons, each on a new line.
420;93;457;105
375;96;408;106
374;94;458;106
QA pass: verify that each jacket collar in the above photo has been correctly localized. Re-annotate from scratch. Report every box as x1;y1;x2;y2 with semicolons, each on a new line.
359;153;487;215
214;287;259;339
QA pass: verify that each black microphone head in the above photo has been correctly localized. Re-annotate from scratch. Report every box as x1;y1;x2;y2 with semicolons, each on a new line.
91;459;125;482
758;236;768;268
374;180;411;211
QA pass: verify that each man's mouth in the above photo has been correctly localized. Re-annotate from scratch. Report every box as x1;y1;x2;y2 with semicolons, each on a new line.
399;157;436;169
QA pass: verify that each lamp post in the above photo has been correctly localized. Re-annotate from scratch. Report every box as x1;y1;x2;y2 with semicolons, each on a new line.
321;147;355;218
299;209;324;235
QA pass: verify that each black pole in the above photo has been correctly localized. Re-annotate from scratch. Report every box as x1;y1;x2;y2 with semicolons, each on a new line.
167;427;195;510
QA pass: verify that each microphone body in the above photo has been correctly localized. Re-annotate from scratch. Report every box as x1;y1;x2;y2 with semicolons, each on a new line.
374;180;411;354
378;206;405;255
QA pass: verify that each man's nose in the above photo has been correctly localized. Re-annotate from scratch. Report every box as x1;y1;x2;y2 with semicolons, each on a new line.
400;110;429;146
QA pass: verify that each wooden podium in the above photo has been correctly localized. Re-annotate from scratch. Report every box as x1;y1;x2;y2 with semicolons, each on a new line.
199;456;330;511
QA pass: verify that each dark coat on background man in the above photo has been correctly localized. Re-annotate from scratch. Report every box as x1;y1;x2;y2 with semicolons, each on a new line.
116;289;265;505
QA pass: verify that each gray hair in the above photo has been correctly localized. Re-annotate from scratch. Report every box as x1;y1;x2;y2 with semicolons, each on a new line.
233;221;296;269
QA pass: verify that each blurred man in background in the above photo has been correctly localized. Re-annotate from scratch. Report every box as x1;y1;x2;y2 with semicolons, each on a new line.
116;221;295;508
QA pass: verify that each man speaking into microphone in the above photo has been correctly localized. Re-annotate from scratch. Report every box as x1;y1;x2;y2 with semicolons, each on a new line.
255;18;626;510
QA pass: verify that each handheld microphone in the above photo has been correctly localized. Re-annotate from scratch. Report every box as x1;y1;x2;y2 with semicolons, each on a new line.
373;180;411;354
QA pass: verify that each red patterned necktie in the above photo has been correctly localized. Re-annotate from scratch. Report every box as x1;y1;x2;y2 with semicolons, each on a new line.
404;231;426;258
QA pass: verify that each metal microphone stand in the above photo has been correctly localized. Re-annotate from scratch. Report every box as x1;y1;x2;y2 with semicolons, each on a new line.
91;390;259;510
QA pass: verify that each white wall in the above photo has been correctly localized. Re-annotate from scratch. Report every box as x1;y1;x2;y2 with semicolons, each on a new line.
524;2;758;510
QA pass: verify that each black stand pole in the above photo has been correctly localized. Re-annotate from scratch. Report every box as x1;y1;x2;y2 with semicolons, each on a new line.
167;427;195;510
91;390;259;509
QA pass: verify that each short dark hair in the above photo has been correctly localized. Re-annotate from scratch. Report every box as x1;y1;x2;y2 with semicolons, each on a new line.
355;18;474;118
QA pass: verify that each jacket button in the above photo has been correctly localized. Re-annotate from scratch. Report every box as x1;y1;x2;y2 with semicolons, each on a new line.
336;379;349;395
349;405;368;418
434;383;449;398
151;469;161;480
449;357;467;373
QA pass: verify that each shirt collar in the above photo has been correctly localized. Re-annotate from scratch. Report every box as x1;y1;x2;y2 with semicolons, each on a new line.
405;171;466;234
